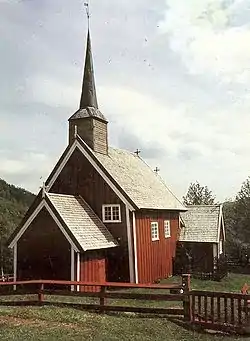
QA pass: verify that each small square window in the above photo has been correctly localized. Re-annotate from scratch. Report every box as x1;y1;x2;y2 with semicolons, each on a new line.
151;222;159;241
164;220;171;238
102;205;121;223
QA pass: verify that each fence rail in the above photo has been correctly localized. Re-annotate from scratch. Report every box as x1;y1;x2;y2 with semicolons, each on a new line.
0;278;187;317
190;290;250;333
0;276;250;334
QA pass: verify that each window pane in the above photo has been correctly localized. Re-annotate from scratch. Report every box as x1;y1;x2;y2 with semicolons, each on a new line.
104;206;112;221
112;206;120;221
164;220;171;238
151;222;159;240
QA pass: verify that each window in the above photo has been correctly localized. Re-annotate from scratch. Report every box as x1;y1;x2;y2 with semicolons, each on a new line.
102;204;121;223
151;222;159;241
164;220;171;238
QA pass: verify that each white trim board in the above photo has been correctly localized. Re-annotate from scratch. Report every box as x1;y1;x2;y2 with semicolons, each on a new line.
126;206;134;283
132;211;138;284
9;199;79;252
217;204;225;243
46;139;134;211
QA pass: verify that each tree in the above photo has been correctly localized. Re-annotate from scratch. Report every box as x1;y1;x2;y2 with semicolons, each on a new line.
223;177;250;260
183;181;216;205
233;176;250;242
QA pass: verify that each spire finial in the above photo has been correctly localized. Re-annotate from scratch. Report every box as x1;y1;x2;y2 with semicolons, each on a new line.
84;1;90;27
40;181;47;198
79;2;98;110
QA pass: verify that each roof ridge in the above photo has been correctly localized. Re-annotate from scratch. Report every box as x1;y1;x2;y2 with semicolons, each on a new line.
186;204;221;208
47;193;78;198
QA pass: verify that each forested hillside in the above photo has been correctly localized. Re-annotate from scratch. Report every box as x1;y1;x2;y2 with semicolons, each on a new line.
0;179;35;274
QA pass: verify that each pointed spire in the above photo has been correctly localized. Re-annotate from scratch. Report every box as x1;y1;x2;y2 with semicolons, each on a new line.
79;29;98;109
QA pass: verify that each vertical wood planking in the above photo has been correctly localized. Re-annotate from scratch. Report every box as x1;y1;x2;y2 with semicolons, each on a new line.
50;148;130;282
136;211;179;283
80;253;106;292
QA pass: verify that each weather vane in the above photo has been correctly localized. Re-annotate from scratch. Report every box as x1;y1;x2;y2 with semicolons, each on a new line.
84;1;90;23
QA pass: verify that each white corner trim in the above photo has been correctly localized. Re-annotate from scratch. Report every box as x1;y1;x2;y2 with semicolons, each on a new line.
126;206;134;283
132;211;138;284
217;204;225;243
13;244;17;290
71;246;75;291
46;140;134;211
9;200;79;252
76;252;80;292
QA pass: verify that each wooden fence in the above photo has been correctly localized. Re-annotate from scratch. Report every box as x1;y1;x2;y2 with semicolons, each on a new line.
0;275;250;334
189;290;250;333
0;276;188;317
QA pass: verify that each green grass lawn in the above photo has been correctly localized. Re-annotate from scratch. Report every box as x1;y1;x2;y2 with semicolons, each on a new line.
0;273;250;341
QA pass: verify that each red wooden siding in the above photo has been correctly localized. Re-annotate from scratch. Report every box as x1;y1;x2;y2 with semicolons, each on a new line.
17;208;71;281
80;252;106;292
50;148;130;282
135;211;179;283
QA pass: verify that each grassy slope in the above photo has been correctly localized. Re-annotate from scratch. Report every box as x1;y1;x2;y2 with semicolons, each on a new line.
0;273;250;340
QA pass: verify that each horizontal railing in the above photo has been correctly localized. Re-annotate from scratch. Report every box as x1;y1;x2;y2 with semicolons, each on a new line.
190;290;250;332
0;279;185;316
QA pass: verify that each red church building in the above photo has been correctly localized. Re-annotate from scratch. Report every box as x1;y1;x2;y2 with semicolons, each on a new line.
8;29;186;286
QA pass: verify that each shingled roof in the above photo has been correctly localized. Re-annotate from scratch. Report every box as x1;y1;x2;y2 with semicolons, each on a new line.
93;146;185;211
47;193;117;251
179;205;223;243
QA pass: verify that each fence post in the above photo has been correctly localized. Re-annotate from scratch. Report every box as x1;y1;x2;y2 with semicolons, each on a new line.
38;283;44;304
100;286;106;314
182;274;191;321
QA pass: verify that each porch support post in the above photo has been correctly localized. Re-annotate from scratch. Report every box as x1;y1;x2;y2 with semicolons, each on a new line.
76;252;80;292
13;243;17;291
71;246;75;291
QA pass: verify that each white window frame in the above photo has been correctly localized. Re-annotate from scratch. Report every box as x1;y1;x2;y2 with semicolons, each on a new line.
164;220;171;238
151;222;159;241
102;204;121;223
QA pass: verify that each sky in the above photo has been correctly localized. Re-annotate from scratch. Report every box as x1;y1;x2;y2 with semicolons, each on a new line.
1;0;250;202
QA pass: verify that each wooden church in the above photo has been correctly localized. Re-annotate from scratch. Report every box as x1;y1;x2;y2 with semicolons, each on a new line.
8;29;186;287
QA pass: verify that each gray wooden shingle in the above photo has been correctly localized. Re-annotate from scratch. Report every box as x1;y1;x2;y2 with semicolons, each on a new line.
94;147;185;210
180;205;221;243
47;193;117;251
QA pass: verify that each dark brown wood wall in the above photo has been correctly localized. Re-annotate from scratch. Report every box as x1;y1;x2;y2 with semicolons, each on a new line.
50;148;130;282
135;210;180;283
17;208;71;281
180;242;214;273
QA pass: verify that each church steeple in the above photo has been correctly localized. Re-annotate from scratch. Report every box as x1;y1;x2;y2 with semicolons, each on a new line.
79;29;98;109
68;28;108;155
